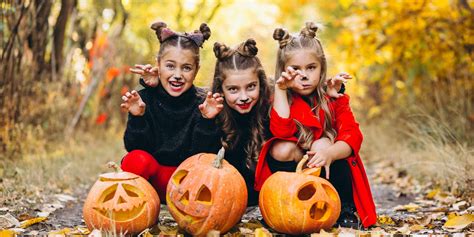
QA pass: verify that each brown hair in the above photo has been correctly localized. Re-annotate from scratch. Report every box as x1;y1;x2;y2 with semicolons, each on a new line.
150;21;211;65
212;39;271;169
273;22;336;148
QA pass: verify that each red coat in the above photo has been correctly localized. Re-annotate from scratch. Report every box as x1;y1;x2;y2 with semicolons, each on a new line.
254;94;377;228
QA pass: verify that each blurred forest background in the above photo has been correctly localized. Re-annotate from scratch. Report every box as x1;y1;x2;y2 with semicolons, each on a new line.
0;0;472;196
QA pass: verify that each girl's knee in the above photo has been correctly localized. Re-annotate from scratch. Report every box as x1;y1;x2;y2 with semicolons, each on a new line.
311;137;332;152
269;141;302;162
121;150;157;177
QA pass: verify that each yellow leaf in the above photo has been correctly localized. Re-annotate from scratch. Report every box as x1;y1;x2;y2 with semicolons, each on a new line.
0;230;16;237
19;217;47;228
425;188;440;199
377;215;395;225
443;214;474;231
254;227;272;237
409;224;424;232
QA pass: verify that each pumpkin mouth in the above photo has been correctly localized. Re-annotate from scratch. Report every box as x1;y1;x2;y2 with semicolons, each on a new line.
309;201;331;221
166;195;205;225
93;201;146;222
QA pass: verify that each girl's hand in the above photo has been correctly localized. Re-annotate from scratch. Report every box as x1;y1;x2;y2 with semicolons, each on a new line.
130;64;160;87
276;66;305;90
306;150;333;179
198;92;224;119
121;90;146;116
326;72;352;98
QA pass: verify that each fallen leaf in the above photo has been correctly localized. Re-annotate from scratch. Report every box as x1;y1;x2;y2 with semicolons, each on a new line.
409;224;424;232
0;230;16;237
425;188;440;199
311;229;337;236
452;201;469;211
254;227;272;237
206;230;220;237
443;213;474;232
394;203;421;212
19;217;47;228
377;215;396;225
48;228;72;235
55;194;76;202
395;224;411;235
0;213;20;229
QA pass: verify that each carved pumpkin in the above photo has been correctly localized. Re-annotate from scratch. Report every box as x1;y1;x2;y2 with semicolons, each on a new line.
166;148;247;236
259;155;341;234
83;163;160;235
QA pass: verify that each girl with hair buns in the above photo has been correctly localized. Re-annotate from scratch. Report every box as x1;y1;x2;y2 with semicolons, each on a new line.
207;39;271;206
254;22;377;228
120;22;223;202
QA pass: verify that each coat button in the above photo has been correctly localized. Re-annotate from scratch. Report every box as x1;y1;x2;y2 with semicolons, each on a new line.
351;160;357;166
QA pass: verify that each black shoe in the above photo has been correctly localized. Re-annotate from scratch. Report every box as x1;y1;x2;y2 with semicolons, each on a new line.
336;205;360;229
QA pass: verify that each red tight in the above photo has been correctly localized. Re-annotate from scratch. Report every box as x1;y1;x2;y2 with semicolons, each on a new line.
121;150;177;202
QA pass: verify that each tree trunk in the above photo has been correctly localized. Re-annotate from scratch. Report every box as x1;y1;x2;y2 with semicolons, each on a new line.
52;0;76;75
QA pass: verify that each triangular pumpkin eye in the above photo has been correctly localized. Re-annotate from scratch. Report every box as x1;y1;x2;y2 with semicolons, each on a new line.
298;183;316;201
196;185;212;203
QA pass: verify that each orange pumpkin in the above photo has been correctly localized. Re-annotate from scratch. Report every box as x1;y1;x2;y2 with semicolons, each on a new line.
83;163;160;235
166;148;247;236
259;155;341;234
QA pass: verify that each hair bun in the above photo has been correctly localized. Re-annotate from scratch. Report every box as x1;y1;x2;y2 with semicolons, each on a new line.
213;42;234;60
300;22;319;38
237;38;258;57
150;21;168;42
199;23;211;42
273;28;292;48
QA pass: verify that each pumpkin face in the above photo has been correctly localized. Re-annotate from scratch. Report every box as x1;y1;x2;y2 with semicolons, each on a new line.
259;165;341;234
166;152;247;236
83;172;160;235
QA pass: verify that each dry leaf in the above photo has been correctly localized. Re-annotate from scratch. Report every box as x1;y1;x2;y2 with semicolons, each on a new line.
394;203;421;212
443;213;474;232
254;227;272;237
0;213;20;229
311;229;337;236
377;215;395;225
0;230;16;237
395;224;411;235
19;217;47;228
206;230;220;237
425;188;440;199
452;201;469;211
409;224;424;232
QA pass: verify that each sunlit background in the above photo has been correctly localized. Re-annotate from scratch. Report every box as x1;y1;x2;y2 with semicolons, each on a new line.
1;0;472;192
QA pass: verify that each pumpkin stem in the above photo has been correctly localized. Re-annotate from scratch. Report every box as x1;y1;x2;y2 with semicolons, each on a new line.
212;147;225;168
296;154;309;173
106;161;123;172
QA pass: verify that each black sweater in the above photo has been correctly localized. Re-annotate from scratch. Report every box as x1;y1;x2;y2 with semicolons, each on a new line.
123;83;221;166
222;110;271;206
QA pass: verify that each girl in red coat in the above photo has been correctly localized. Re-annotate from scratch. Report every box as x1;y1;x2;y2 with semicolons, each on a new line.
254;22;377;228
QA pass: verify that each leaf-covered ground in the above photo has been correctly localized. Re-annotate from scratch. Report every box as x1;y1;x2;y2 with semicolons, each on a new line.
1;159;473;236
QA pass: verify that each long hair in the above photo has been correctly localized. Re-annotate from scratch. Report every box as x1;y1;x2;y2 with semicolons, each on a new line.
273;22;336;148
211;39;271;170
150;21;211;65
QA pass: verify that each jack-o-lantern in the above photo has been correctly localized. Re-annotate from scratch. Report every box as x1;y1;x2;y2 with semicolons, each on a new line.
259;155;341;234
83;162;160;235
166;148;247;236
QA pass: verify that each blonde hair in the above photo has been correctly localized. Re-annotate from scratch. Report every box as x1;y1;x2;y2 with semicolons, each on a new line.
273;22;336;148
212;39;271;169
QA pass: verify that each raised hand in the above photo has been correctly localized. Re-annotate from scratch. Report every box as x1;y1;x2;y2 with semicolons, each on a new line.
275;66;305;90
198;92;224;119
121;90;146;116
130;64;159;87
326;72;352;98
